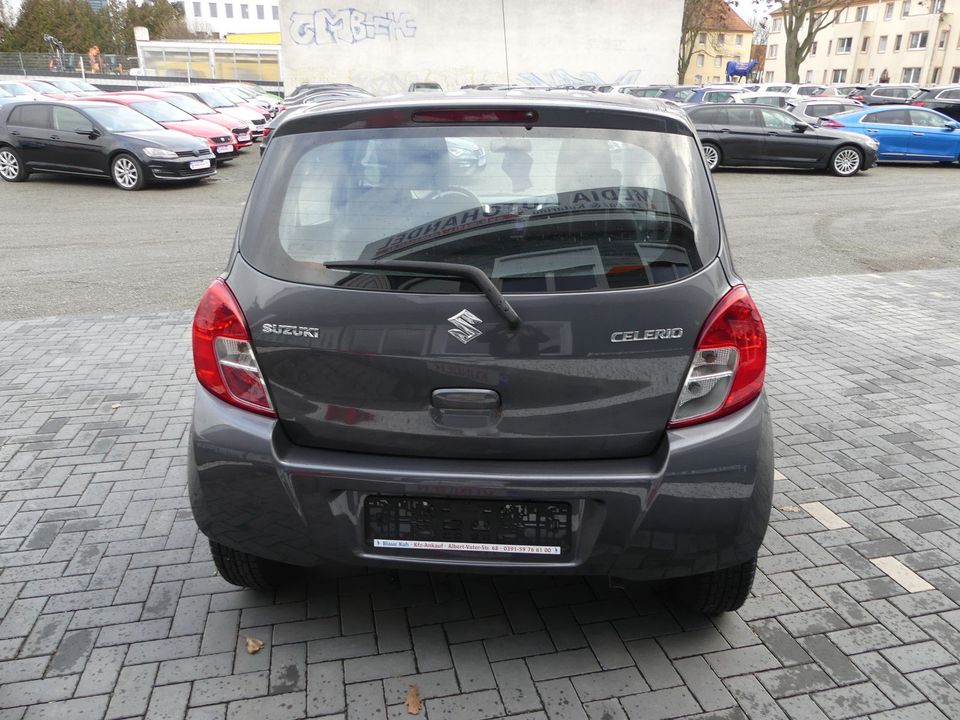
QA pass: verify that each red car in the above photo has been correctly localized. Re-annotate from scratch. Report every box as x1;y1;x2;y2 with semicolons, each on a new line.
86;94;240;160
164;86;270;138
132;90;255;149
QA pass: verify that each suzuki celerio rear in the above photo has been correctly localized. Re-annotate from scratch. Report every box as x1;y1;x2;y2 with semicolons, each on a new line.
189;94;773;612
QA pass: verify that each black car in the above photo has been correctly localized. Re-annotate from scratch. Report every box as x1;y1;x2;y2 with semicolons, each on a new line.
848;84;918;105
910;85;960;122
0;100;216;190
687;104;878;176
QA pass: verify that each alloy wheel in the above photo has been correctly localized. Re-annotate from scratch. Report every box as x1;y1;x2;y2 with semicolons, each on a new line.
833;148;861;176
0;150;18;180
113;157;139;189
703;144;720;170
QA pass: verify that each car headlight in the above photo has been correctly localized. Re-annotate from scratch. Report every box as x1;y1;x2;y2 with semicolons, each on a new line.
143;147;178;159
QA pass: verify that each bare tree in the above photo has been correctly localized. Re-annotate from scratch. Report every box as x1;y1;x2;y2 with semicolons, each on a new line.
775;0;858;82
678;0;731;81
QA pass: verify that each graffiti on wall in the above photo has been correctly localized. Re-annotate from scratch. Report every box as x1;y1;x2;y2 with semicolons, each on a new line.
290;8;417;46
515;69;645;87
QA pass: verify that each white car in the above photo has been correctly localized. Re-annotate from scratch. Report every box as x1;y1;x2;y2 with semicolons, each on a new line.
749;83;825;96
733;92;801;109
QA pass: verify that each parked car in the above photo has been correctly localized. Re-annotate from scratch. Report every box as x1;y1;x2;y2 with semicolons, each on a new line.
813;84;865;97
0;100;215;190
681;86;748;105
612;85;671;98
735;92;800;108
0;82;45;100
85;93;239;161
409;81;443;92
909;85;960;122
848;84;919;105
188;94;773;613
219;83;284;114
749;83;825;96
820;106;960;164
785;97;863;123
43;79;100;96
0;87;16;106
164;86;269;138
216;86;276;119
136;90;254;148
286;82;371;103
687;103;878;175
18;80;62;97
655;86;700;103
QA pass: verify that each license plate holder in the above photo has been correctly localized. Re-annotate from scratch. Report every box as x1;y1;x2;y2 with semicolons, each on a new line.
190;159;211;170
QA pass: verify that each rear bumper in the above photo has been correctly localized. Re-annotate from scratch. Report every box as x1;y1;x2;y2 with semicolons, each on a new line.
188;386;773;581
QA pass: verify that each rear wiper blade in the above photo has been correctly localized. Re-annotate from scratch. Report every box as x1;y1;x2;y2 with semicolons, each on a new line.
324;260;522;328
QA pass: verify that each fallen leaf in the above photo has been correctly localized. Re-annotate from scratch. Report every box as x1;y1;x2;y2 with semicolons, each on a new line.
111;403;121;409
779;505;802;513
405;685;421;715
245;637;264;654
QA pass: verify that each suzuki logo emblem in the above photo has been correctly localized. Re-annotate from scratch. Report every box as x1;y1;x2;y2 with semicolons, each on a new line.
447;309;483;345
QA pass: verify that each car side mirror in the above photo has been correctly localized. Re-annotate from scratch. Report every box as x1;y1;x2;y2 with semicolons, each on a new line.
77;127;99;138
793;122;811;132
946;121;960;131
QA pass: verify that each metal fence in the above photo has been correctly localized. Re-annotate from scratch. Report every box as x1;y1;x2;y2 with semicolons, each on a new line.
0;51;135;77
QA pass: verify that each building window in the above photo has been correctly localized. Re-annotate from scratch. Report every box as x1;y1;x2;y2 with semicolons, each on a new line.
771;17;782;33
192;1;201;15
952;67;960;83
908;31;928;49
901;0;910;16
765;71;774;82
884;2;894;19
934;0;945;11
837;37;853;54
861;37;870;52
855;68;864;82
938;31;949;49
696;54;705;67
225;3;233;17
208;2;217;17
272;5;279;19
932;67;941;83
694;74;702;84
811;41;818;56
902;66;920;82
240;3;248;17
718;33;726;45
767;44;778;59
894;34;902;51
869;68;876;81
736;34;743;46
832;69;848;83
712;76;720;83
805;70;814;82
878;36;887;53
256;4;264;18
698;32;707;44
856;6;868;21
714;55;723;67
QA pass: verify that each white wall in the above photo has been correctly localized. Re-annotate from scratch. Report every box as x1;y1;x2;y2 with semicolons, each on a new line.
278;0;684;94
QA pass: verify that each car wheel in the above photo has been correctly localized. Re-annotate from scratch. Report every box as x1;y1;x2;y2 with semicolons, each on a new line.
672;556;756;614
0;147;28;182
829;146;862;177
702;142;721;171
111;153;146;191
209;539;285;589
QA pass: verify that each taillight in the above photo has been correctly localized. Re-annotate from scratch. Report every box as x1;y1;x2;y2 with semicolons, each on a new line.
911;101;925;106
261;126;274;139
819;118;844;128
851;95;864;102
193;278;276;417
412;109;539;124
668;286;766;429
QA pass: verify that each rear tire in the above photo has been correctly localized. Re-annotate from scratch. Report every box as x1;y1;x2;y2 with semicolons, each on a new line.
672;556;757;614
0;146;28;182
702;142;721;171
829;146;862;176
209;539;285;589
111;153;146;191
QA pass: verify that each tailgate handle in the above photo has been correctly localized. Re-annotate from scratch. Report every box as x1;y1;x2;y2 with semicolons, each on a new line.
431;388;500;410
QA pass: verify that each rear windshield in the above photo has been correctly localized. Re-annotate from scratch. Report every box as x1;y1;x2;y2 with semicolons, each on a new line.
240;125;720;293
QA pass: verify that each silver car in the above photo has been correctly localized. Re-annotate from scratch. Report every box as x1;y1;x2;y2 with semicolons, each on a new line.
188;94;773;613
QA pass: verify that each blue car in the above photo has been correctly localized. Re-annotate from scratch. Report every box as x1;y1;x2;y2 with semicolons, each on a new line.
821;105;960;163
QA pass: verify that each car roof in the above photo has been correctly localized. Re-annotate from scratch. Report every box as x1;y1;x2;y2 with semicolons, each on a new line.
275;91;690;136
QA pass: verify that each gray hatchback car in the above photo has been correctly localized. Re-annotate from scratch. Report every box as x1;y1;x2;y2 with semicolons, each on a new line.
189;93;773;613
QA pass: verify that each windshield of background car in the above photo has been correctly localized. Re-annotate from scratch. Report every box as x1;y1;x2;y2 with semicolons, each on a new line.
240;125;720;292
197;90;234;108
85;105;163;132
162;94;212;115
0;87;10;97
74;80;99;92
1;83;32;96
130;100;193;123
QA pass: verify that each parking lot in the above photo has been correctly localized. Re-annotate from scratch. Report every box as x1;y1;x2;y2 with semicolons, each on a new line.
3;156;960;720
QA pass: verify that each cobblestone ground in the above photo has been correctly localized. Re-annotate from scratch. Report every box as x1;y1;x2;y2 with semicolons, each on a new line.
2;268;960;720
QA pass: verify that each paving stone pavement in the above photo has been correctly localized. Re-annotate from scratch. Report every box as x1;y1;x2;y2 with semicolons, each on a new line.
2;268;960;720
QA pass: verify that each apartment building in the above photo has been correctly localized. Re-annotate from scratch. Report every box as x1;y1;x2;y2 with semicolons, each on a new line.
183;0;281;37
682;0;756;84
765;0;959;86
